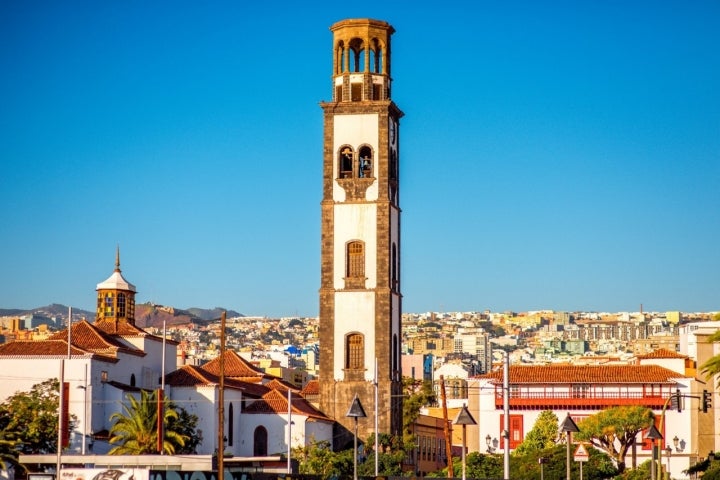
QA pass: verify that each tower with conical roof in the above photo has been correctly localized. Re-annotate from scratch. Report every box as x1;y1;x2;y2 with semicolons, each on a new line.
95;247;137;330
318;18;404;441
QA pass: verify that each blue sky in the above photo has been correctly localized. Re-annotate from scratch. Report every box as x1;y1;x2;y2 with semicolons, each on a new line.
1;1;718;317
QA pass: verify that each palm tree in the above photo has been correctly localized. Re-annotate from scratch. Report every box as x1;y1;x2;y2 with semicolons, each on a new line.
108;390;188;455
699;313;720;382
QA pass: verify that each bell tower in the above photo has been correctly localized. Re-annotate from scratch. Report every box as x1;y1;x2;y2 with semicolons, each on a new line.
319;18;403;441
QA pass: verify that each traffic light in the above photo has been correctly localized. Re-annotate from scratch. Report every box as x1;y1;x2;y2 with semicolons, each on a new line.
670;390;682;412
703;389;712;413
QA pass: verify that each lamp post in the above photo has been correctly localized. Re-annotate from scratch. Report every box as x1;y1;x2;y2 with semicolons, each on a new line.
645;424;663;480
665;445;672;479
561;413;580;480
486;434;493;453
346;394;367;480
453;404;477;480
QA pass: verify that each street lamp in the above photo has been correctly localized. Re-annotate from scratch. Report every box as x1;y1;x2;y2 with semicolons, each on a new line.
665;444;672;479
486;434;493;453
346;394;367;480
645;424;663;480
560;413;580;480
453;404;477;480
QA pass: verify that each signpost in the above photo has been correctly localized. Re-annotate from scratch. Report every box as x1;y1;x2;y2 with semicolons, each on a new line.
574;444;589;480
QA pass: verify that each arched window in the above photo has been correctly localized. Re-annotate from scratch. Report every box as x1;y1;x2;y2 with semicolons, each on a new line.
337;41;346;73
228;403;234;446
393;334;399;379
391;243;398;290
117;293;126;318
339;146;353;178
349;38;364;72
346;333;364;370
253;426;268;456
358;146;372;178
130;373;136;387
346;241;365;280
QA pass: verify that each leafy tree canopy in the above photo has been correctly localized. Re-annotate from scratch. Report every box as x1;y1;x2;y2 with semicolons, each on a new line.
575;405;654;473
513;410;558;456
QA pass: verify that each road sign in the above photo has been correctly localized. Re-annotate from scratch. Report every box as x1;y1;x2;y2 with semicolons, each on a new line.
574;444;589;462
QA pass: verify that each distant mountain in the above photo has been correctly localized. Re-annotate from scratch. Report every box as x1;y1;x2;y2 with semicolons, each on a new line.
134;304;244;329
0;303;94;320
186;307;243;321
0;303;243;329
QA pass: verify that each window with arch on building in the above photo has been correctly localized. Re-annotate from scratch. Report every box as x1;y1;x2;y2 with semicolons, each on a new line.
339;146;353;178
346;333;364;371
253;426;268;456
358;145;372;178
228;403;234;446
345;241;365;289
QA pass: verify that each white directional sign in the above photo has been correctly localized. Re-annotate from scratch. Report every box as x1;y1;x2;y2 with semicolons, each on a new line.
574;444;589;462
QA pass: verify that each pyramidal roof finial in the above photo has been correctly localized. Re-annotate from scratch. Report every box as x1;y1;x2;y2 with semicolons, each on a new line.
115;245;121;272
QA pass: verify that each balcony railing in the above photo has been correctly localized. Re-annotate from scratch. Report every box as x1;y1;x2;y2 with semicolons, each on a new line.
494;391;667;410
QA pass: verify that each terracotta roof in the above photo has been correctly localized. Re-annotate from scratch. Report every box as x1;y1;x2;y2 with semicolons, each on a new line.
479;364;688;384
301;379;320;396
0;320;148;362
164;364;271;398
263;378;300;393
203;350;270;379
636;348;688;359
50;320;145;357
0;340;89;358
93;318;148;337
243;388;331;421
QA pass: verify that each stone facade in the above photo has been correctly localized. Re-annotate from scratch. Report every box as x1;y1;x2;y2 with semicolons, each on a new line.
318;19;403;443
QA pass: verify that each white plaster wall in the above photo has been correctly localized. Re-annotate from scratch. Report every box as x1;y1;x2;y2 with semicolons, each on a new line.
333;291;376;381
168;385;218;454
332;114;379;202
333;203;378;289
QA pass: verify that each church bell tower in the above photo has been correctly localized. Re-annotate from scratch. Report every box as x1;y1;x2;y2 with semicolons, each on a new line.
319;18;403;440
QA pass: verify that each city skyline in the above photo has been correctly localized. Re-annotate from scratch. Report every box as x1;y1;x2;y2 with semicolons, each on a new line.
1;1;718;317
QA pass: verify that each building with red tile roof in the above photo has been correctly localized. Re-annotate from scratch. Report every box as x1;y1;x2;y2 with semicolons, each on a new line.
466;361;708;479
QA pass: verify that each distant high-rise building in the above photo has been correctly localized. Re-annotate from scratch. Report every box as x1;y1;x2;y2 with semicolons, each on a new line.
318;18;403;440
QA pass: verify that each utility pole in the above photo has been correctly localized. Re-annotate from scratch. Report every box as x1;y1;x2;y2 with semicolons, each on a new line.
440;375;454;478
217;311;226;480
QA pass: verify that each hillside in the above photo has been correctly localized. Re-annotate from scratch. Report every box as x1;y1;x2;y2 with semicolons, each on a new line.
0;303;243;329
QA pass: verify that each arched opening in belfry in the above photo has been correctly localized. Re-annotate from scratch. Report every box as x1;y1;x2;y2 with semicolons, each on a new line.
358;145;373;178
337;41;345;73
338;146;354;178
371;38;382;73
349;38;365;72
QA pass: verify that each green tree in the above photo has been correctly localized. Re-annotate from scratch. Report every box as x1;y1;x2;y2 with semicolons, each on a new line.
509;444;617;480
166;407;202;454
0;379;72;455
294;441;354;479
402;377;436;445
428;452;503;478
575;405;654;473
699;313;720;381
513;410;558;456
108;390;188;455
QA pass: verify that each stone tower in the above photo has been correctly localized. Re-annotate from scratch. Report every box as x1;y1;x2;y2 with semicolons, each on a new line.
318;18;403;441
